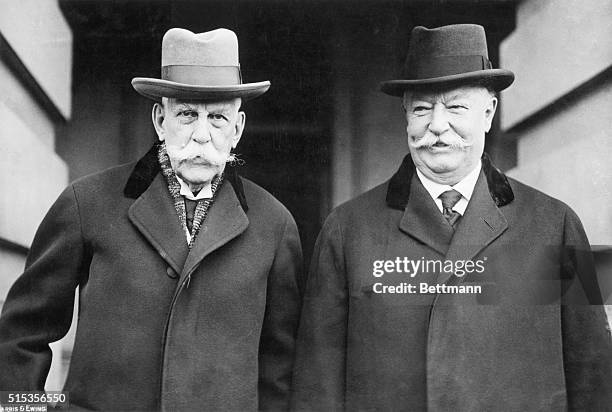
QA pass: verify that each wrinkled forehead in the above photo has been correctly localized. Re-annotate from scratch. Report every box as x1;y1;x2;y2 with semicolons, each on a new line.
403;86;491;104
163;97;241;112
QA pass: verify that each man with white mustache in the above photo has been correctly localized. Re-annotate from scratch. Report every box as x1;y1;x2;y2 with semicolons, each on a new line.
404;86;493;189
154;98;244;199
292;24;611;411
0;28;302;411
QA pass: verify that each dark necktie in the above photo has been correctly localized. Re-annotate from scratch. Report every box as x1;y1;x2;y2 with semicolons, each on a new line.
184;198;198;233
439;189;462;229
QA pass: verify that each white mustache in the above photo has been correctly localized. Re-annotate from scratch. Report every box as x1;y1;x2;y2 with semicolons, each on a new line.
409;133;473;150
173;148;216;165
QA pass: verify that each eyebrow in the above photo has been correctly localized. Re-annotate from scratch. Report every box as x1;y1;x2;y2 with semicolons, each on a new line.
408;93;471;108
206;104;233;114
170;101;234;114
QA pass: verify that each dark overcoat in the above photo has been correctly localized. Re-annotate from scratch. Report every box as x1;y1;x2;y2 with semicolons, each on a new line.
0;145;302;411
291;153;612;411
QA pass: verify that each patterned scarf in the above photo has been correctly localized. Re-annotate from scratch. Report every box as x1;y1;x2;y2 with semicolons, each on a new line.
157;143;223;248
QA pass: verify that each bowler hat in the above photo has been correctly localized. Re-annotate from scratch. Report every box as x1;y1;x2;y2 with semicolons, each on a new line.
380;24;514;96
132;28;270;101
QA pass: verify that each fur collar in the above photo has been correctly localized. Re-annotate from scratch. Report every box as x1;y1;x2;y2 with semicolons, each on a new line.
386;152;514;210
123;144;249;212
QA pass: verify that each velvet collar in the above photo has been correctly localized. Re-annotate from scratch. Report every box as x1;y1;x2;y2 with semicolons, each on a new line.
386;152;514;210
123;144;249;212
123;146;513;214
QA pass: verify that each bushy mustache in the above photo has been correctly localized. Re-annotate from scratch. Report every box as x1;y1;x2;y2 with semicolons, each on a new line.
173;149;232;167
409;133;473;150
167;143;238;167
169;147;216;166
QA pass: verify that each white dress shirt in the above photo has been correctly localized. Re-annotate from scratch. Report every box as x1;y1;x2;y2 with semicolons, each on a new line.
176;175;213;200
415;160;482;216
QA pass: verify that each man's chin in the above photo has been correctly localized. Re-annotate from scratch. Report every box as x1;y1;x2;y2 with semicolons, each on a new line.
420;152;462;172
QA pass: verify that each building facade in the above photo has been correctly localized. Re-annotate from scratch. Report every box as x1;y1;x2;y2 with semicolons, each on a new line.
0;0;74;390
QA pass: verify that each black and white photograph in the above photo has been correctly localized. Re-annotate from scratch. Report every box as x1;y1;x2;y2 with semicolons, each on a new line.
0;0;611;410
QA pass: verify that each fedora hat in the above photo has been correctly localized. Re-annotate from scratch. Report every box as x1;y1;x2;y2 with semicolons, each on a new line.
132;28;270;101
380;24;514;96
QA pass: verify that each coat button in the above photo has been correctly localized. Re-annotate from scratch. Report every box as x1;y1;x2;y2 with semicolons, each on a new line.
166;266;178;279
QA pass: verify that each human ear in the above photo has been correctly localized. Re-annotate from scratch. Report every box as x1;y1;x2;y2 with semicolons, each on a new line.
484;96;498;133
152;103;166;141
231;111;246;148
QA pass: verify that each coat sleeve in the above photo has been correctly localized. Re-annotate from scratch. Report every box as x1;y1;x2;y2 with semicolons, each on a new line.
291;212;347;412
0;185;86;390
258;213;303;411
560;207;612;410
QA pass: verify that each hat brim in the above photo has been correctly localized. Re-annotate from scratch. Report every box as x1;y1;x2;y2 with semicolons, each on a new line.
131;78;271;101
380;69;514;96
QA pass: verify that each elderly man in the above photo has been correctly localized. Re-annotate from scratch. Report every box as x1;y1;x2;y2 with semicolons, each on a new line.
292;24;611;411
0;28;301;411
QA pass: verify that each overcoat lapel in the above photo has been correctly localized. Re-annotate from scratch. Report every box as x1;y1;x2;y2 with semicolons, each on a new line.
124;145;250;279
438;171;508;284
399;174;454;256
181;180;249;280
128;173;190;274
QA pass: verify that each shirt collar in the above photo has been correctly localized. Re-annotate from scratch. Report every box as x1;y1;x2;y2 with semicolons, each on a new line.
416;160;482;203
176;175;213;200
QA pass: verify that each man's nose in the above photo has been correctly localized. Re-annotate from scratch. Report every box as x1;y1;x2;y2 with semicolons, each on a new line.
191;119;212;143
428;104;450;135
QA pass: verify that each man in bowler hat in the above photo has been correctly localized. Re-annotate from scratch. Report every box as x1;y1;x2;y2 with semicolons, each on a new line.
292;24;611;410
0;28;302;411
